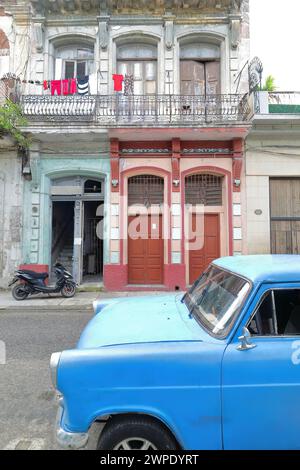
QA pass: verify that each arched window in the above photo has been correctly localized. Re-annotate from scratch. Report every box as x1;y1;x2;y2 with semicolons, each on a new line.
117;43;157;95
128;175;164;207
180;41;221;96
185;174;223;206
55;44;94;80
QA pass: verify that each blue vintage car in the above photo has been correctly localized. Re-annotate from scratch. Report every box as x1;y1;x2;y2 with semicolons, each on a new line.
51;255;300;450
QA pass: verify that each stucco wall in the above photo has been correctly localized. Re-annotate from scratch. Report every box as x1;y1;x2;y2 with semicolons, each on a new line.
0;137;23;288
246;131;300;254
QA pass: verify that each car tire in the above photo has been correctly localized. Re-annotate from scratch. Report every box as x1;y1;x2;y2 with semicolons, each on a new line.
61;283;76;298
97;415;178;450
12;284;29;301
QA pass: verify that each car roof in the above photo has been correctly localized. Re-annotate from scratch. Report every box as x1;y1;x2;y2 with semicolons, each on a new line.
213;255;300;284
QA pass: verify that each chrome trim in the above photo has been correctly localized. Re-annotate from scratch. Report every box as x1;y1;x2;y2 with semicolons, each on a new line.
56;405;89;449
50;352;61;389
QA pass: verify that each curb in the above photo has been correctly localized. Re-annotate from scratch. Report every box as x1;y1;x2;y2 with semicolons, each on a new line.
0;305;94;312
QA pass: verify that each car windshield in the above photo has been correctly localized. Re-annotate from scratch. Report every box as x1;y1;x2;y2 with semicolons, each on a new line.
184;265;251;337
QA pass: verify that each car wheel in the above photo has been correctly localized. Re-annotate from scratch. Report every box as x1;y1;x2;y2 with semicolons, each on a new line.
61;283;76;298
12;284;29;301
97;415;178;450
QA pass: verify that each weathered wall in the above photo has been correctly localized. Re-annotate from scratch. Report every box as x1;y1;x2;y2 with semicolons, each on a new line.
0;136;23;288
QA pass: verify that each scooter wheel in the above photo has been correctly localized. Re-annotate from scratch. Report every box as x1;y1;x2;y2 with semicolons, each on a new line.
61;283;76;298
12;284;29;301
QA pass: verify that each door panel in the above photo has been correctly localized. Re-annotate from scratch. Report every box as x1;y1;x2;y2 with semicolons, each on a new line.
128;215;163;284
270;178;300;254
73;200;84;285
189;213;220;284
180;60;205;95
180;60;220;96
223;294;300;450
205;61;221;95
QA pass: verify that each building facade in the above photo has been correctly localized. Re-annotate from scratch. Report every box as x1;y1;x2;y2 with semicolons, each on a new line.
0;0;251;290
246;91;300;256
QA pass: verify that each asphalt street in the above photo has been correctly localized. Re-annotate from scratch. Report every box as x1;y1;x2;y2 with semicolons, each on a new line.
0;308;101;450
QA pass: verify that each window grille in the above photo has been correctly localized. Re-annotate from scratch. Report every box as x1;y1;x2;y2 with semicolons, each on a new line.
128;175;164;207
185;174;223;206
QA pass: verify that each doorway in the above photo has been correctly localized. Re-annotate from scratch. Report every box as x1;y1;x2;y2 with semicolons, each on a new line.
128;214;163;285
51;201;74;276
185;173;223;284
270;178;300;254
127;174;164;285
50;176;104;284
82;200;103;282
180;60;220;96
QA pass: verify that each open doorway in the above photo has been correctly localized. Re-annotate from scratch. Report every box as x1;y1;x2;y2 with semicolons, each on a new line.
82;200;103;283
51;201;74;276
50;176;104;285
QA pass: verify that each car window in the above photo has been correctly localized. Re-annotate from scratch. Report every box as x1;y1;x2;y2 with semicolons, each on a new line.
185;265;251;337
248;289;300;336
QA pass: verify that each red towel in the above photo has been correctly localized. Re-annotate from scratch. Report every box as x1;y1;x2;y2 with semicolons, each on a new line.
51;80;62;96
43;80;49;91
112;74;124;92
62;79;69;95
69;78;77;94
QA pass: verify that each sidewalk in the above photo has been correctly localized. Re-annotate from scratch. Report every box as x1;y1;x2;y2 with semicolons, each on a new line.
0;289;166;311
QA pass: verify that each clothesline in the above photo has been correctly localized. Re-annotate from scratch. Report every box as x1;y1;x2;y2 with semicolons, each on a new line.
0;73;131;95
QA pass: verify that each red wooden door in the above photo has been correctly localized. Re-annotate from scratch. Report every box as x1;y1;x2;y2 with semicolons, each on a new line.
128;215;163;285
189;213;220;284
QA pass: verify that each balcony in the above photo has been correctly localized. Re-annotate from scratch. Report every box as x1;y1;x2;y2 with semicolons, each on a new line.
269;92;300;114
20;94;251;127
256;91;300;115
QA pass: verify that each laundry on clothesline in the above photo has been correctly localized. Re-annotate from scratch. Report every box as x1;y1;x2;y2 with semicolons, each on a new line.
112;74;124;92
77;76;89;95
50;78;78;96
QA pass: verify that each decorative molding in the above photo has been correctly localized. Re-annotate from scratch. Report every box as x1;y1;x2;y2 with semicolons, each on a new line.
29;0;243;16
121;148;170;154
182;148;231;154
232;138;244;192
172;138;180;192
164;19;173;50
230;18;240;49
110;138;120;193
99;20;108;49
33;22;44;53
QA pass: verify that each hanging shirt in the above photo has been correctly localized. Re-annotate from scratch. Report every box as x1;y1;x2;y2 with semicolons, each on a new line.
77;76;89;95
51;80;62;96
112;74;124;92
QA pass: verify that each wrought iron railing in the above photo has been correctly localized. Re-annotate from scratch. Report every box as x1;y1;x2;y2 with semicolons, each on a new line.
21;94;251;125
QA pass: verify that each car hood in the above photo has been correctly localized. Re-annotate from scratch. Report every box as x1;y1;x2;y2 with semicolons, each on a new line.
77;294;211;349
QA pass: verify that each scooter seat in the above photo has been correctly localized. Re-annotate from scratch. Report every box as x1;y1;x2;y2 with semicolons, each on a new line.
18;270;49;279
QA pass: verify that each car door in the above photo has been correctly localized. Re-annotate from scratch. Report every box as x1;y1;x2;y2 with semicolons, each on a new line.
222;283;300;449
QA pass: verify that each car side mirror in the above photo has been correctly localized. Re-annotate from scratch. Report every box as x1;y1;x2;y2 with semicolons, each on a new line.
237;327;257;351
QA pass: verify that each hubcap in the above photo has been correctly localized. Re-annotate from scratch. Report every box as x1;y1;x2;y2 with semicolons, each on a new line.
114;438;157;450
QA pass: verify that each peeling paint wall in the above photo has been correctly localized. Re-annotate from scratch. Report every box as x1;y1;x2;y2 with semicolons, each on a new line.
0;138;23;288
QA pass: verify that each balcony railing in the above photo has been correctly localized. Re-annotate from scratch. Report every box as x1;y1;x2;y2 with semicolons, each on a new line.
21;94;251;125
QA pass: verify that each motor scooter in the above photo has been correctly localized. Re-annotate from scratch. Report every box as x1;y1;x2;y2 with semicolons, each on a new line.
9;263;77;300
